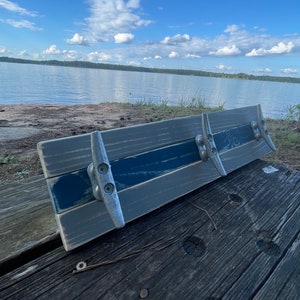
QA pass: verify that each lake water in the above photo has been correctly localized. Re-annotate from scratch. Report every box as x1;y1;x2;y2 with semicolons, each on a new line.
1;62;299;119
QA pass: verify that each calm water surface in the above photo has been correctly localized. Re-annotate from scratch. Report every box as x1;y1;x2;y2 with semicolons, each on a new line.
1;62;299;118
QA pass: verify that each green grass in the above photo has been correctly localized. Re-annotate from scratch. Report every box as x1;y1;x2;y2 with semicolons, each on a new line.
0;155;15;164
285;104;300;123
127;96;225;121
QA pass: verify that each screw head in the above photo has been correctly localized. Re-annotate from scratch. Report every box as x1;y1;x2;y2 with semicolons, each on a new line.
104;183;114;194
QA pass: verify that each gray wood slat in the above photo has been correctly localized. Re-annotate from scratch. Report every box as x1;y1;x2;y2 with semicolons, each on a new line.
0;176;57;262
253;231;300;299
37;115;202;178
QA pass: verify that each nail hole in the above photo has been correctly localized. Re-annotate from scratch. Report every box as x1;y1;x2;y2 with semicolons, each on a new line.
227;193;243;203
256;239;281;256
182;236;206;257
139;288;149;299
76;261;87;271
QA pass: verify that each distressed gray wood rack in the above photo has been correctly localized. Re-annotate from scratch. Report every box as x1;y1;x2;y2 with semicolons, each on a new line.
37;105;276;251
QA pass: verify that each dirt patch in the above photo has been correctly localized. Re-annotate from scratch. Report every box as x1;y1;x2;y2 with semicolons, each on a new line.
0;103;149;184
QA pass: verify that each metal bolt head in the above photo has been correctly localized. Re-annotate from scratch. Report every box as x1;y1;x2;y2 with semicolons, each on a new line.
98;163;109;174
104;183;114;194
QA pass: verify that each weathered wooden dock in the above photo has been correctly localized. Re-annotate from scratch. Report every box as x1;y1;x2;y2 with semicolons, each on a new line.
0;159;299;299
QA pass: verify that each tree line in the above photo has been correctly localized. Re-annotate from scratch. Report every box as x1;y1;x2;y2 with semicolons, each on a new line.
1;56;299;84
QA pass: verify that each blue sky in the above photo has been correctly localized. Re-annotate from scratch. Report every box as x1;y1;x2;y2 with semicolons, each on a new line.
1;0;300;76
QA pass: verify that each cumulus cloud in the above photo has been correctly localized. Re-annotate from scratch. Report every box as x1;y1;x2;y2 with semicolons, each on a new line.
41;45;80;60
0;0;37;16
246;41;295;56
0;18;41;30
169;51;179;58
0;46;6;53
268;41;294;54
87;51;112;62
43;45;61;55
114;33;135;44
216;64;232;71
67;33;88;46
161;34;191;45
85;0;152;43
210;45;241;56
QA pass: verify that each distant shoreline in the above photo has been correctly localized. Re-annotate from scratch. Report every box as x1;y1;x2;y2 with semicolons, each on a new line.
1;56;300;84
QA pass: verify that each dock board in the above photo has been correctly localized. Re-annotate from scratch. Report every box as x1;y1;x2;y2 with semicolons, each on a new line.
1;160;299;299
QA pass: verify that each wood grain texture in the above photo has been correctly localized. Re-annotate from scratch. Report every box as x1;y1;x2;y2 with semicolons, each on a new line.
1;160;299;299
0;176;57;262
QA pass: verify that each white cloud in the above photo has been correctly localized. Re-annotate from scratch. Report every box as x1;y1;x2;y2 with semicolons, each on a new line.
114;33;135;44
0;18;41;30
87;51;112;62
85;0;152;43
256;67;272;73
67;33;88;46
62;50;78;60
143;55;162;60
268;41;294;54
245;48;264;57
282;68;297;74
210;45;241;56
127;0;140;9
216;64;232;71
185;53;201;59
0;46;6;53
169;51;179;58
41;45;79;60
161;34;191;45
43;45;61;55
0;0;37;17
224;24;239;33
18;50;28;56
246;41;295;56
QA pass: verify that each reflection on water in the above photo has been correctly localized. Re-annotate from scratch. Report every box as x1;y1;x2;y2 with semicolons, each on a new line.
1;62;299;118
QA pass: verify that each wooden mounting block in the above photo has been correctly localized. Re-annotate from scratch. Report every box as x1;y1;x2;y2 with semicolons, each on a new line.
37;105;275;251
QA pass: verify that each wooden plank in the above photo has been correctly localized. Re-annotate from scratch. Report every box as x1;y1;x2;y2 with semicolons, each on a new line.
1;161;299;299
253;232;300;300
37;115;202;178
0;176;58;263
